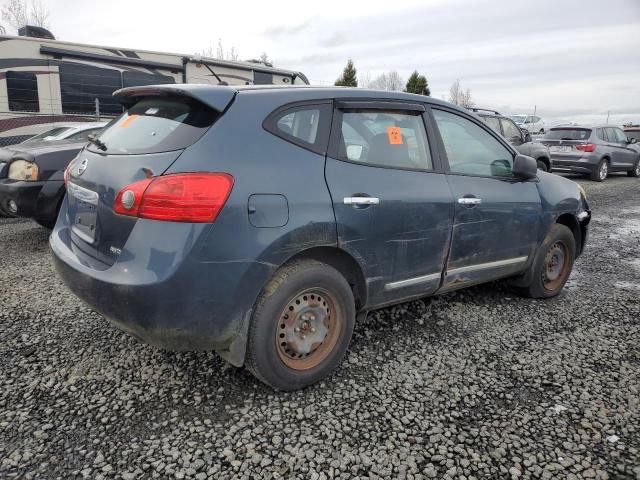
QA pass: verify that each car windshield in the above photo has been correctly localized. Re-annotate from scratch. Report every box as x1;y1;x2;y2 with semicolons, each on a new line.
25;127;72;142
625;130;640;141
88;97;218;155
511;115;527;123
545;128;592;141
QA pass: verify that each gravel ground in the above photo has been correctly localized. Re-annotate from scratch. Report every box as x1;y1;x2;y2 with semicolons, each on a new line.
1;175;639;480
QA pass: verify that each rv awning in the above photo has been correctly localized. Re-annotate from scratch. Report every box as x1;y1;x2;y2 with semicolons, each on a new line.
114;84;237;112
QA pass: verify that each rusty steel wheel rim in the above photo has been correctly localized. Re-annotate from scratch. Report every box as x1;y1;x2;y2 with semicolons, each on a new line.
542;241;569;291
275;288;341;370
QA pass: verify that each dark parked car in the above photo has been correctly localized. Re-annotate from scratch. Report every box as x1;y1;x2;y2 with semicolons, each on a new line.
0;138;98;227
540;125;640;181
470;108;552;171
51;85;591;390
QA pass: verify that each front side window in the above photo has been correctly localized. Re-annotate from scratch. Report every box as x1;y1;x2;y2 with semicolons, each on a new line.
433;109;513;177
88;96;217;155
6;71;39;112
500;118;523;143
337;110;432;170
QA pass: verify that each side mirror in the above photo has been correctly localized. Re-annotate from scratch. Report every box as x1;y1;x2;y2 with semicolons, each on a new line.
628;137;637;144
512;154;537;180
523;131;532;143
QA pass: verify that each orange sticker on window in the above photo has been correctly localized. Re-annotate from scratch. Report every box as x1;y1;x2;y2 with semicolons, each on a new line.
387;126;403;145
118;114;139;128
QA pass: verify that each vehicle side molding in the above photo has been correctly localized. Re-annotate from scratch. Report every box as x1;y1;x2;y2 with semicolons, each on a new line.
513;154;537;180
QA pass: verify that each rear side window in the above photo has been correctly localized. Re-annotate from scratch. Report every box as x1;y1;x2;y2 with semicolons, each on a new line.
483;116;501;133
596;128;608;142
336;110;432;170
545;128;591;140
612;128;627;143
88;97;217;155
264;103;332;155
6;71;39;112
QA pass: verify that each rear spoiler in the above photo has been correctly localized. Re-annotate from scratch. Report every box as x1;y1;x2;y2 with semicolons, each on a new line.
114;84;237;112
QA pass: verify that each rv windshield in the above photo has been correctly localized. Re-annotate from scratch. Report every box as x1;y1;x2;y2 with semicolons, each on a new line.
88;97;218;155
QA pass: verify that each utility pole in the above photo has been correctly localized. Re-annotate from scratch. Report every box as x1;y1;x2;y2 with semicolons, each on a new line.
606;111;610;124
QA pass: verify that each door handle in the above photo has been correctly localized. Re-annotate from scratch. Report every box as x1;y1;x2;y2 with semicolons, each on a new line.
344;196;380;206
458;197;482;205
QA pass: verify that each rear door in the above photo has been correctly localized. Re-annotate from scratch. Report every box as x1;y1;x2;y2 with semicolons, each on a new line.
325;100;454;307
608;127;637;170
429;107;542;290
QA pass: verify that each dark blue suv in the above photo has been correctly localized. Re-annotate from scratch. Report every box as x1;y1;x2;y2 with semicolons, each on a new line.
51;85;591;390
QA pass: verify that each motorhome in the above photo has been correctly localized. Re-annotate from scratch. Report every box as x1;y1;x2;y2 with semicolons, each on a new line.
0;26;309;145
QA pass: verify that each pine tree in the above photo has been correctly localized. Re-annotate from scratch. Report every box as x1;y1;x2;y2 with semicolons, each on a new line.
405;71;430;96
335;59;357;87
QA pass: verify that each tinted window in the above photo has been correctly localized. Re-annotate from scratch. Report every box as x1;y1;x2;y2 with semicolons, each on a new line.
483;116;501;133
276;108;321;144
604;127;618;143
433;109;513;177
88;97;216;155
60;64;123;115
67;127;102;141
6;71;39;112
625;130;640;141
500;118;522;143
122;71;175;88
338;110;432;170
545;128;591;140
596;128;608;142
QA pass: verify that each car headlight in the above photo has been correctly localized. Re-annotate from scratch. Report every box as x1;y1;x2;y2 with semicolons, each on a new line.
8;160;39;181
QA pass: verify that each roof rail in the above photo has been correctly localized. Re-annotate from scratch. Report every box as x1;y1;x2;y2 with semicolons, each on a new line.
467;107;502;115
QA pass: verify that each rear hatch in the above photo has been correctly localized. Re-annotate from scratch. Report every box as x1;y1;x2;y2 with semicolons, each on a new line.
540;127;593;159
65;86;236;268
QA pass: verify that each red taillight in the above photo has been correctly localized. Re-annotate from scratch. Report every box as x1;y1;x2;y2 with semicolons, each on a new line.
576;143;596;153
113;173;234;223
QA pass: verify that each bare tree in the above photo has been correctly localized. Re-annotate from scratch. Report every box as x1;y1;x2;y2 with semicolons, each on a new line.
448;79;474;108
29;0;48;28
1;0;49;31
363;71;404;91
201;38;240;61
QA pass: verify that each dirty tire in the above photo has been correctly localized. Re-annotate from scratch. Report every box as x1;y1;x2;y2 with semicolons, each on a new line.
590;159;608;182
516;224;576;299
536;159;548;172
245;260;355;391
627;159;640;177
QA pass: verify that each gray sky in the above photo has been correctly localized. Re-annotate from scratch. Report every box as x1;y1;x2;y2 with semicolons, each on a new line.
21;0;640;124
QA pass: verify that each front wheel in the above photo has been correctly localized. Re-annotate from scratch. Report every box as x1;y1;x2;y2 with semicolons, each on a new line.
590;159;608;182
516;224;576;299
245;260;355;391
627;160;640;178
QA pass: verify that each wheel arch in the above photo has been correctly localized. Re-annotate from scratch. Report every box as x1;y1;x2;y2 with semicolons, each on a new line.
537;156;551;171
284;246;367;311
555;213;582;257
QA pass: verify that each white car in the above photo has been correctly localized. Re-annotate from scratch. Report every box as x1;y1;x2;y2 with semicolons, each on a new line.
21;121;107;144
511;114;545;134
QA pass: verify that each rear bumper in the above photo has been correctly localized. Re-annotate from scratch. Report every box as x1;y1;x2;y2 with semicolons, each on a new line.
550;155;598;174
0;179;64;224
49;212;270;363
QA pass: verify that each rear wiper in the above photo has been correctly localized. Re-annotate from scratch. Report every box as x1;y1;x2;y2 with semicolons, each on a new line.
87;134;107;151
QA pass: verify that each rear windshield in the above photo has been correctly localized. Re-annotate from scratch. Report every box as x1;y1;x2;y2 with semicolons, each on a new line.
27;127;72;142
626;130;640;141
545;128;592;141
88;96;217;155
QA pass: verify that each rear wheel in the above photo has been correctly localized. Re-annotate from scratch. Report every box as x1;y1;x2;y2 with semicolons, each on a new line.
590;159;608;182
536;159;549;172
245;260;355;391
516;224;575;299
539;128;545;134
627;159;640;178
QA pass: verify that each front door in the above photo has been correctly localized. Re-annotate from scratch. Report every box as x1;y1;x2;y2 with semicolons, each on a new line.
608;127;637;171
325;101;454;307
429;107;543;290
